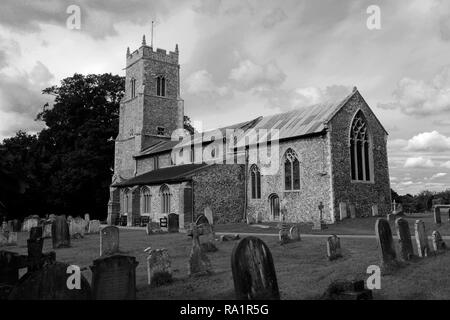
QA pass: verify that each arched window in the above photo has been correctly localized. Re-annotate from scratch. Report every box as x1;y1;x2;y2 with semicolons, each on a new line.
284;148;300;191
156;76;166;97
160;185;171;214
269;194;280;220
130;78;136;98
123;188;132;214
141;186;151;215
250;165;261;199
350;111;371;181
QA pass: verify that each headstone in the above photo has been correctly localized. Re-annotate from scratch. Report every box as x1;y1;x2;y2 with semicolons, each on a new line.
327;235;342;260
145;248;172;286
188;225;213;276
278;229;290;244
434;207;441;224
7;232;17;246
339;202;348;220
204;206;213;225
387;213;395;223
289;225;301;241
415;220;430;258
84;213;90;222
21;217;39;232
2;221;8;232
69;217;85;239
29;226;43;240
432;230;446;252
51;216;71;249
7;220;13;232
231;236;280;300
0;251;21;285
8;262;91;300
43;222;52;238
167;213;179;233
88;220;101;234
195;214;209;225
375;218;398;269
91;255;138;300
100;226;120;256
12;220;20;232
159;217;168;231
27;237;44;272
372;205;379;217
395;218;414;261
0;232;8;246
349;204;356;219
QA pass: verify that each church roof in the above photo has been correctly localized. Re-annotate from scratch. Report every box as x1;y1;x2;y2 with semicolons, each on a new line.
111;163;209;187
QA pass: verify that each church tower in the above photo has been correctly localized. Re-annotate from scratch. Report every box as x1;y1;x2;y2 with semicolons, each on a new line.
113;36;184;180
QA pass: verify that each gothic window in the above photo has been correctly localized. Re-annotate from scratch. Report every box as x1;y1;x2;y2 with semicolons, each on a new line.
350;111;371;182
160;184;171;214
284;148;300;191
156;76;166;97
250;165;261;199
131;78;136;98
123;188;132;214
269;194;280;220
141;187;151;214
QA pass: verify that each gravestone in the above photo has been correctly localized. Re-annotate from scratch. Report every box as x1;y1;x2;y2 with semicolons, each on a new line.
51;216;71;249
327;235;342;260
29;226;43;240
27;237;44;272
339;202;347;220
395;218;414;261
204;206;213;225
167;213;179;233
21;217;39;232
289;225;301;241
84;213;90;222
434;207;441;224
0;232;8;246
100;226;120;256
372;205;379;217
349;204;356;219
387;213;395;223
415;220;430;258
69;217;85;239
195;214;209;226
12;220;20;232
7;220;13;232
8;262;91;300
91;255;138;300
188;225;213;276
0;251;21;285
375;218;398;269
159;217;168;231
278;229;290;245
43;222;52;238
88;220;101;234
231;236;280;300
145;248;172;286
432;230;446;252
6;232;17;246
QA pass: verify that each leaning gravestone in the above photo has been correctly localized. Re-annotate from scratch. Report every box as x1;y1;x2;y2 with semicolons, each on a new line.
372;205;379;217
8;262;91;300
188;225;213;276
375;218;398;269
434;207;441;225
100;226;119;256
204;206;213;225
69;217;85;239
415;220;430;258
88;220;101;234
231;236;280;300
432;230;446;252
289;225;301;241
278;228;290;245
327;235;342;261
91;255;138;300
145;248;172;286
51;216;71;249
395;218;414;261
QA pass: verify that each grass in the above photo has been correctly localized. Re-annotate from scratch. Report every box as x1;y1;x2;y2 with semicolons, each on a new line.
5;217;450;300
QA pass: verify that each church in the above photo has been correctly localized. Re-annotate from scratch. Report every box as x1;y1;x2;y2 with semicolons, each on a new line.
106;37;391;230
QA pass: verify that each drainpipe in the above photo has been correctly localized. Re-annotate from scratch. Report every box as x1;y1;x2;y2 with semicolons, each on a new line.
243;148;249;222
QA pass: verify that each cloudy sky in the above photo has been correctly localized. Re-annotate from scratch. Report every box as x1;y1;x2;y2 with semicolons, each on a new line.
0;0;449;195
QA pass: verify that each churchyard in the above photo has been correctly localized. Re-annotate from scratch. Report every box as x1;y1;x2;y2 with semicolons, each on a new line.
2;210;450;299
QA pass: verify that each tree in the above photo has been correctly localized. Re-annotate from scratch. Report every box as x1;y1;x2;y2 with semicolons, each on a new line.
184;115;196;134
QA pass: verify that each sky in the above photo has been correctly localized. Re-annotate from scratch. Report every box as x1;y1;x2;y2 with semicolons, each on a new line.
0;0;449;195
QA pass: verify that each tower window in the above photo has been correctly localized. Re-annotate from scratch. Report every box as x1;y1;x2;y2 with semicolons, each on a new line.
156;76;166;97
350;111;372;182
250;164;261;199
131;79;136;98
284;148;300;191
157;126;165;136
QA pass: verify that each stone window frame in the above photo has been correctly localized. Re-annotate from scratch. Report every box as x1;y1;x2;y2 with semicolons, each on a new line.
122;187;132;215
268;193;280;221
130;78;137;99
160;184;171;214
156;75;166;97
250;164;262;199
283;148;301;191
140;186;152;215
349;109;374;184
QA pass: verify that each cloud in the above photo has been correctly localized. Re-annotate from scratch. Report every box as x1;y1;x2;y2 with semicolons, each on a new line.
404;157;435;168
379;66;450;116
229;59;286;91
262;8;287;28
441;161;450;169
185;69;231;99
405;131;450;152
430;172;448;180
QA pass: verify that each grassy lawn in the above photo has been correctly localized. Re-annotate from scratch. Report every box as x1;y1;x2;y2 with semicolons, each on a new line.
216;211;450;237
5;221;450;300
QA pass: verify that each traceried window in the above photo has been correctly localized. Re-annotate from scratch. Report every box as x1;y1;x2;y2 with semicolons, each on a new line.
141;186;151;214
157;126;165;136
156;76;166;97
250;165;261;199
284;148;300;191
160;184;171;214
122;188;132;214
131;78;136;98
350;111;371;182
